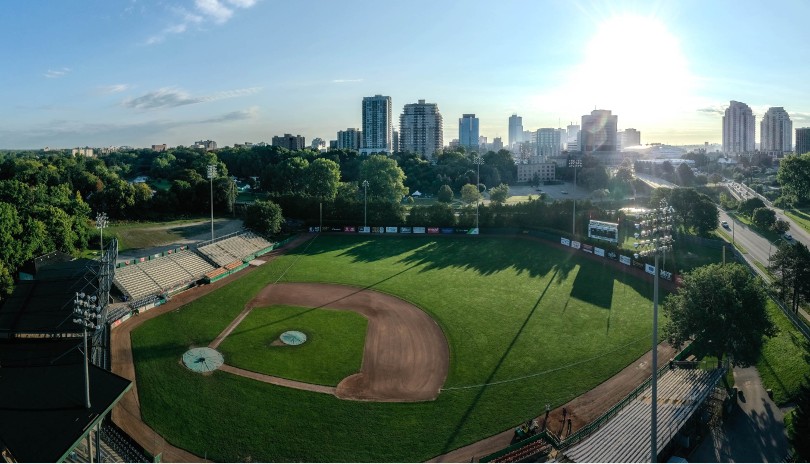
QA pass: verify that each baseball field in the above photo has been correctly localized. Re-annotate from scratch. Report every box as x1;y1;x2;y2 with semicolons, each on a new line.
129;234;666;462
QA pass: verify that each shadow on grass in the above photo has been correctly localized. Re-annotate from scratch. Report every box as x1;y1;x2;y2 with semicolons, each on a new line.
440;268;559;453
571;260;613;309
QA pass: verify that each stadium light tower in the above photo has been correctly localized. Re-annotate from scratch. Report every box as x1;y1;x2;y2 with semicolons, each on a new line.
633;200;675;463
95;212;108;256
473;156;484;232
362;179;369;228
207;165;217;241
569;158;582;235
73;292;101;409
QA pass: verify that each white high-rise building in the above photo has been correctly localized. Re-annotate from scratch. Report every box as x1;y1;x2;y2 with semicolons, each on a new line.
400;99;443;159
535;128;561;158
620;128;641;149
760;107;792;155
722;100;755;154
459;114;480;151
508;114;523;147
361;95;393;155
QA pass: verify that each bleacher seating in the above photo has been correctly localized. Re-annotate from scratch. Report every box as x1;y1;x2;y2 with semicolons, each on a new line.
113;250;215;302
493;438;552;463
197;232;274;266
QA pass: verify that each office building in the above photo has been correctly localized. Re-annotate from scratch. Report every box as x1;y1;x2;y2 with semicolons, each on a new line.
581;109;618;153
567;124;580;143
508;114;523;147
272;134;305;150
361;95;393;154
400;99;443;159
517;162;556;183
459;114;480;150
492;137;504;151
337;128;362;151
620;128;641;149
151;144;167;152
193;140;217;151
536;128;561;158
392;130;399;153
760;107;792;156
796;128;810;156
722;100;755;154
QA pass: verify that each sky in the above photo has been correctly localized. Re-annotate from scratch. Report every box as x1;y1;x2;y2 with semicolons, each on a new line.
2;0;810;149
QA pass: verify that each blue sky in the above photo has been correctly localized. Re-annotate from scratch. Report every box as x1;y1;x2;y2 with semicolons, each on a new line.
1;0;809;149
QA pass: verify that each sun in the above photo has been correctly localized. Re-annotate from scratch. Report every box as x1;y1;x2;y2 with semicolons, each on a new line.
577;15;695;118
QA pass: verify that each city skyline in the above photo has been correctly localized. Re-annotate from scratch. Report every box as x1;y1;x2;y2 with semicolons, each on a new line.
2;0;810;149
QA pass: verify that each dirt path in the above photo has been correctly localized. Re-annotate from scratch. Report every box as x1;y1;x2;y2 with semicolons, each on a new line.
246;282;450;402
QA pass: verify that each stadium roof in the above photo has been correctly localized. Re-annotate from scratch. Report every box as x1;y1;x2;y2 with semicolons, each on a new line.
0;258;97;335
563;368;724;463
0;341;132;463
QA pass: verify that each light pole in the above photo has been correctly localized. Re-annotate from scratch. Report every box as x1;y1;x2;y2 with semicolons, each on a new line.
95;212;108;256
569;158;582;235
362;180;369;229
473;156;485;232
73;292;101;409
633;200;675;463
207;165;217;241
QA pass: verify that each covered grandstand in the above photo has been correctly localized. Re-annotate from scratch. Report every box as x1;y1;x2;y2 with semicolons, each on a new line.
113;249;215;301
197;231;274;266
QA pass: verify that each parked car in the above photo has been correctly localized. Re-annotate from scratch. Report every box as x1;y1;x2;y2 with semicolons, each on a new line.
560;190;568;194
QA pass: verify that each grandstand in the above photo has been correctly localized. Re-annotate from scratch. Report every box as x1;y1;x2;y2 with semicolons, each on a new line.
197;232;274;266
113;250;215;301
563;368;726;462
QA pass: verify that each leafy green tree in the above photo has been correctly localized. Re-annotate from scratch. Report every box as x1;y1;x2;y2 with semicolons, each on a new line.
676;163;696;186
437;184;453;203
306;158;341;201
663;263;777;367
407;205;430;226
738;197;766;217
772;218;790;234
461;183;481;204
777;153;810;204
489;183;510;204
244;199;283;235
788;378;810;461
751;207;776;229
358;155;408;203
769;242;810;313
483;150;517;184
426;203;455;226
275;157;310;195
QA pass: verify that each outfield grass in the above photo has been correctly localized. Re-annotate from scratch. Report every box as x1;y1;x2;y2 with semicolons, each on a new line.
132;235;669;461
756;299;810;405
217;305;367;386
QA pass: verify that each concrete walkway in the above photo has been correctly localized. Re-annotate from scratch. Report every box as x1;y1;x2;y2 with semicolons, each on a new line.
690;367;789;462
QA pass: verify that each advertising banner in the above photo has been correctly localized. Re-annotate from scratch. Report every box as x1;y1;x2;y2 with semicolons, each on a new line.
344;226;356;232
561;237;571;246
372;226;385;233
331;226;343;232
645;263;656;275
660;270;673;281
594;247;605;257
308;226;320;233
619;255;631;265
571;240;581;250
606;250;618;261
467;227;480;235
386;226;398;233
400;227;412;233
441;227;455;234
632;260;645;269
582;244;594;253
413;227;426;234
427;227;440;234
359;226;370;234
139;257;146;263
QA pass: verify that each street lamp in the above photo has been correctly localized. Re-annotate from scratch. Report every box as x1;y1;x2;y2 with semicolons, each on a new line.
569;158;582;235
362;180;369;229
633;200;675;463
207;165;217;241
95;212;108;256
73;292;102;409
473;156;485;232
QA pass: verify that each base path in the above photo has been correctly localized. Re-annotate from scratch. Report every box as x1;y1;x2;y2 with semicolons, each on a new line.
247;282;450;402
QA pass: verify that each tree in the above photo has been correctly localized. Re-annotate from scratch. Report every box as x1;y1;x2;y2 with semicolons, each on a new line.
676;163;696;186
358;155;408;203
306;158;341;201
437;184;453;203
751;207;776;229
788;378;810;461
772;218;790;234
460;183;481;204
426;203;455;226
777;153;810;204
244;199;283;235
738;197;766;217
769;241;810;313
489;183;510;204
663;263;776;367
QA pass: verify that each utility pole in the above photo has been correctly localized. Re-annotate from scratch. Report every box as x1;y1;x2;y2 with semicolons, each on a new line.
207;165;217;241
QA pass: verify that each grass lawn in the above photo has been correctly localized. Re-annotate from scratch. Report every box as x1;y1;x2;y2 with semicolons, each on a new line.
756;299;810;405
217;305;367;386
785;208;810;234
107;218;222;251
132;235;669;462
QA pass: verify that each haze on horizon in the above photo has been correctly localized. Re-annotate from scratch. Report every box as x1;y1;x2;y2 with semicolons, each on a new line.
2;0;809;149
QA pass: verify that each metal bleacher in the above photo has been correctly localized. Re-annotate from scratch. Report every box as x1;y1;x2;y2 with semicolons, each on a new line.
197;232;273;266
113;250;215;301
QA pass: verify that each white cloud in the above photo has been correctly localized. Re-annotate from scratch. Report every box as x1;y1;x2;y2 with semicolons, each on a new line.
195;0;232;23
331;79;364;84
121;87;261;110
98;84;131;94
225;0;257;7
145;0;257;45
44;67;71;78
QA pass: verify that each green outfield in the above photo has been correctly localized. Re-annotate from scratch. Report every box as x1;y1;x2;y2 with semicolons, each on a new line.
217;305;367;386
131;235;669;462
